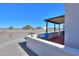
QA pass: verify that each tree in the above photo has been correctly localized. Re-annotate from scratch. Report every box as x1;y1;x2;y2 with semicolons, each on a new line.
9;26;14;30
23;25;33;30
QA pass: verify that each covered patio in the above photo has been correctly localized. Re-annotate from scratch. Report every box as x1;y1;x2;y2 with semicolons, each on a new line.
44;15;65;45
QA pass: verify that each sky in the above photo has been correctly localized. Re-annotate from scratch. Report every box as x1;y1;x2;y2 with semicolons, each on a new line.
0;3;64;28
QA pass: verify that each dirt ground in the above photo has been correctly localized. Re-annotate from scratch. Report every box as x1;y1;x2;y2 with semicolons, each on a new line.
0;29;62;56
0;29;46;56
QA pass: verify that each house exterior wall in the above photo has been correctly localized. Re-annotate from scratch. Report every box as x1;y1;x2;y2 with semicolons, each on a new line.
65;4;79;49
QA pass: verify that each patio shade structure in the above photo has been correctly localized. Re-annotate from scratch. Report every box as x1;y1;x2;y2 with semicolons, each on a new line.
44;15;65;34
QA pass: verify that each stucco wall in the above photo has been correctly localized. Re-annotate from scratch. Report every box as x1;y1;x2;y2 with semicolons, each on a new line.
26;36;73;56
65;4;79;49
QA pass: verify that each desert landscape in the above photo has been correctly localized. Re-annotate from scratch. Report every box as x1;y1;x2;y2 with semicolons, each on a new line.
0;29;46;56
0;28;63;56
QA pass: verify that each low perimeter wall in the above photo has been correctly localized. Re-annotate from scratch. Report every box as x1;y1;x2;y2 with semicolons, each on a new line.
26;36;73;56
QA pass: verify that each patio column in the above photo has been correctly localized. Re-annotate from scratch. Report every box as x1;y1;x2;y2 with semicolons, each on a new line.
46;21;48;34
58;24;60;36
54;23;56;32
63;24;64;31
59;24;60;32
45;21;49;39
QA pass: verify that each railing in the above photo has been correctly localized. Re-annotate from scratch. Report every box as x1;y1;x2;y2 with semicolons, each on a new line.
37;31;64;39
37;32;58;39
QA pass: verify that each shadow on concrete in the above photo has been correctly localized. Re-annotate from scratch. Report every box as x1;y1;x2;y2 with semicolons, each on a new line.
19;41;38;56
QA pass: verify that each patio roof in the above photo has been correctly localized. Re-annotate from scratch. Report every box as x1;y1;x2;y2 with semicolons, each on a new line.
44;15;65;24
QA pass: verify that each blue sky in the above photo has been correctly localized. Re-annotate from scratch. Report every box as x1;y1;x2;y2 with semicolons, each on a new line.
0;3;64;28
